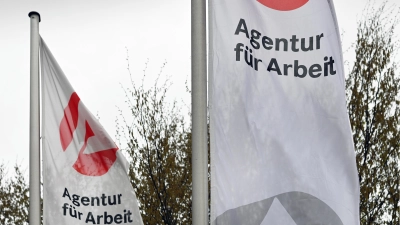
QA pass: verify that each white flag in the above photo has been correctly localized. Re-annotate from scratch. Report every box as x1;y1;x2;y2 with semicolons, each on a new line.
40;37;143;225
209;0;360;224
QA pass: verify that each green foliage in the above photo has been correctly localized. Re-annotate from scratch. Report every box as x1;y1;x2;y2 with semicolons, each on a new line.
1;4;399;225
120;60;192;225
0;163;29;225
345;3;399;224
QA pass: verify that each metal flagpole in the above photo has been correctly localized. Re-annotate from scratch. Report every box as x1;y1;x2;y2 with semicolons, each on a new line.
191;0;208;224
28;11;41;225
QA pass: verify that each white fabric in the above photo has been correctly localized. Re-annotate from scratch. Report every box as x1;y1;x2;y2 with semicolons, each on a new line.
261;199;297;225
41;37;143;225
210;0;359;224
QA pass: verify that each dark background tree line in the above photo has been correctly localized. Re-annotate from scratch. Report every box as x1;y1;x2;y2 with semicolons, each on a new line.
0;3;398;224
345;3;399;224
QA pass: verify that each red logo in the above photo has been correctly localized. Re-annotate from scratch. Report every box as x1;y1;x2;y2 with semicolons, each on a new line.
59;92;118;176
257;0;308;11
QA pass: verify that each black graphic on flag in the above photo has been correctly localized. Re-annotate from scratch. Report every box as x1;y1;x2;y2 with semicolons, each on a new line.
213;191;343;225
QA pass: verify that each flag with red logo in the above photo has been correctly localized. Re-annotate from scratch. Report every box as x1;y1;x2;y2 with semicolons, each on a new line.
210;0;359;224
40;37;143;225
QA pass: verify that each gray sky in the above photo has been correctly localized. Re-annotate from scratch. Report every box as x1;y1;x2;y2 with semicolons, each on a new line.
0;0;397;174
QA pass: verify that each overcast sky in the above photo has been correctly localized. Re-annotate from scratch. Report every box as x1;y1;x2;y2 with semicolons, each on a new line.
0;0;398;175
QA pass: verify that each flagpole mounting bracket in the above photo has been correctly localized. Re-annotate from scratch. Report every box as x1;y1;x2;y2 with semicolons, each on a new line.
28;11;41;22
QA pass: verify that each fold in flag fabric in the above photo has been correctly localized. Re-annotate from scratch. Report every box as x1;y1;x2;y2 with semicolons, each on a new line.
40;37;143;225
209;0;360;224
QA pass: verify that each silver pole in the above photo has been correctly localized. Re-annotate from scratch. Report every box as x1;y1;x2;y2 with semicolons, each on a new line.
191;0;208;224
28;11;41;225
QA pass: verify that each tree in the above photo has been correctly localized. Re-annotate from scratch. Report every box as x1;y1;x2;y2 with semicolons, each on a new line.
2;4;398;225
120;60;192;225
345;3;399;225
0;163;29;225
123;4;399;224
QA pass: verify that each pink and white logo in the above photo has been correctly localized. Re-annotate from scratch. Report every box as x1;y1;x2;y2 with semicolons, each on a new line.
257;0;308;11
59;92;118;176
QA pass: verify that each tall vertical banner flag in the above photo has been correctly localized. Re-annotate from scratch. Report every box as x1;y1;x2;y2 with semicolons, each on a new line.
210;0;360;224
40;38;143;225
